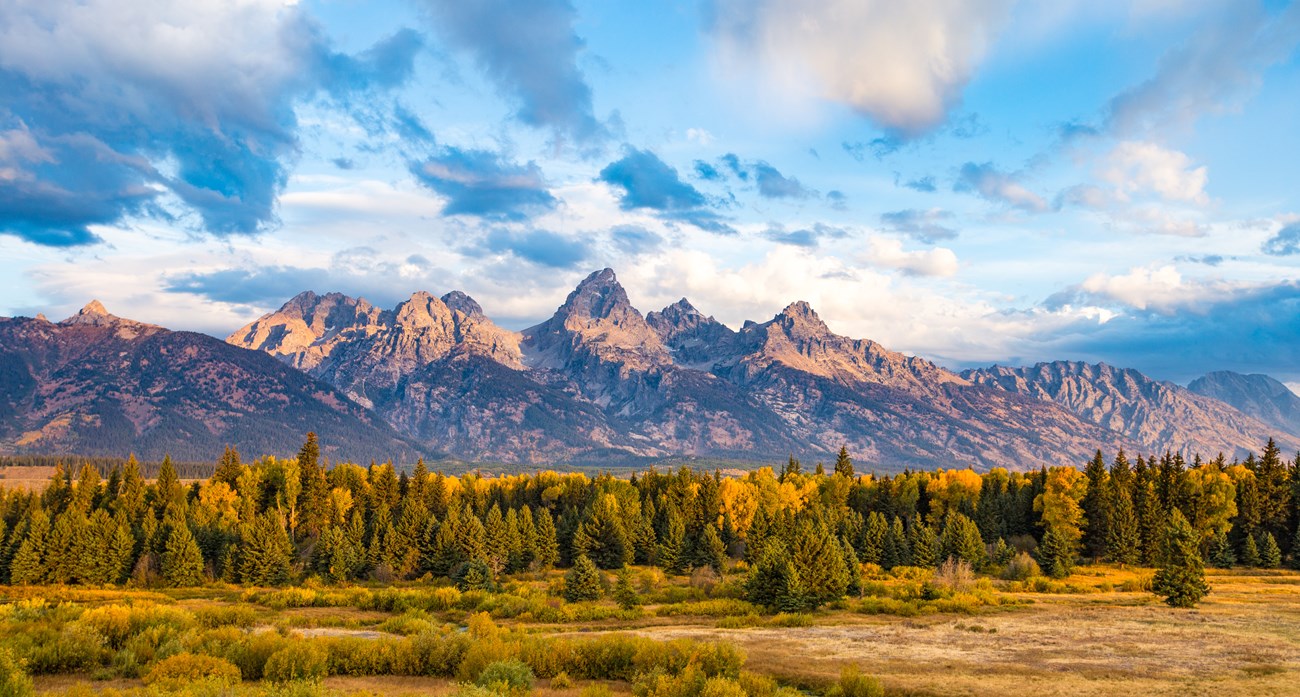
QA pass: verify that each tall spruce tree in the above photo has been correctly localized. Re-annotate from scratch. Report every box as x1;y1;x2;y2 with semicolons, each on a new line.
162;523;205;587
1153;509;1209;608
1081;451;1110;560
563;555;603;602
834;447;854;478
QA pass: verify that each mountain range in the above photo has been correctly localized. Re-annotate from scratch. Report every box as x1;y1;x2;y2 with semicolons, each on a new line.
3;268;1296;470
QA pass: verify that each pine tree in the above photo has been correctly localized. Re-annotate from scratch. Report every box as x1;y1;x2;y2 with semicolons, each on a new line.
858;512;886;565
840;537;863;598
1240;534;1261;567
572;499;632;570
789;518;848;607
834;447;854;478
1153;509;1209;608
1290;522;1300;571
613;570;641;610
155;455;185;520
1208;529;1236;569
456;558;496;592
213;446;243;487
533;508;559;570
1259;532;1282;568
484;504;511;574
10;509;50;585
939;513;986;569
1038;525;1073;578
1106;481;1141;566
162;523;205;587
656;507;686;574
908;517;938;568
563;555;603;602
239;513;294;586
693;524;727;573
880;516;908;569
1081;451;1110;560
745;543;792;608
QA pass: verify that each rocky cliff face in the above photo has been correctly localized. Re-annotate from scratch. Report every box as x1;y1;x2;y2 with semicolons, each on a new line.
964;362;1297;460
0;303;423;461
1188;371;1300;440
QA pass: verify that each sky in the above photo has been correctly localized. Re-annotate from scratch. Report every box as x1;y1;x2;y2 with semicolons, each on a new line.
1;0;1299;387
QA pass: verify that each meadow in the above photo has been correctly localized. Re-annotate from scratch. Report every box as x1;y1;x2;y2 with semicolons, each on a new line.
3;562;1299;697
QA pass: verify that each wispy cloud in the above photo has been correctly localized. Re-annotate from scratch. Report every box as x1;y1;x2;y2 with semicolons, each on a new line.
954;162;1049;213
409;146;556;220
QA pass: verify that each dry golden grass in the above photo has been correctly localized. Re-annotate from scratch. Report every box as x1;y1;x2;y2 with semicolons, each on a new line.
625;566;1300;696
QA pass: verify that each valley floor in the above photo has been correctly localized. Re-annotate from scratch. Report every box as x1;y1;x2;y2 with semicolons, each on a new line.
11;566;1300;697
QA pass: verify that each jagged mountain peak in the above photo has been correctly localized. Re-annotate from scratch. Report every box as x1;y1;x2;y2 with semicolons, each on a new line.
80;300;108;316
59;300;156;332
770;300;831;337
441;290;484;317
556;267;637;321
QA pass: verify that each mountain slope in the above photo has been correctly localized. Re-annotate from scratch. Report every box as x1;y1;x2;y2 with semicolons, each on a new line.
0;303;425;461
964;362;1297;459
1188;371;1300;440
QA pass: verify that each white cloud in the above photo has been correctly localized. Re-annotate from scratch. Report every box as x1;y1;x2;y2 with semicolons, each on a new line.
863;237;959;277
709;0;1015;134
1076;264;1235;312
1101;141;1209;204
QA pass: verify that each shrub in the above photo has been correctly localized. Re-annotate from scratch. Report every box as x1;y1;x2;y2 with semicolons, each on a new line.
143;653;241;690
264;643;330;683
551;670;574;689
933;558;975;592
476;658;535;693
193;604;257;629
225;631;289;680
1001;552;1042;581
0;647;34;697
825;665;884;697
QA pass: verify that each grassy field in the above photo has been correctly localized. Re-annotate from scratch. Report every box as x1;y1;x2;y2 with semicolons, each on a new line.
3;564;1299;696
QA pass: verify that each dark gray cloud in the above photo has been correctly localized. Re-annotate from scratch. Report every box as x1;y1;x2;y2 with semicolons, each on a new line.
762;222;848;248
0;4;422;247
420;0;606;145
880;209;958;243
954;162;1049;213
1039;282;1300;384
598;147;734;234
410;147;556;220
482;228;588;267
1262;223;1300;256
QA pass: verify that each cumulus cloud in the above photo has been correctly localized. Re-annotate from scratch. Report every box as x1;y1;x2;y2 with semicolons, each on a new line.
880;208;957;243
863;237;958;277
954;162;1050;213
708;0;1014;135
598;148;734;234
1106;3;1300;136
1100;141;1209;204
0;0;422;246
409;147;556;220
1045;265;1239;314
420;0;606;145
1262;221;1300;256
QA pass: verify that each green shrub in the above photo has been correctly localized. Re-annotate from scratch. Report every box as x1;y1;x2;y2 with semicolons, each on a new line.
1001;552;1041;581
0;646;34;697
264;642;330;683
192;604;257;629
225;631;289;680
143;653;241;690
476;658;535;693
550;670;574;689
825;665;884;697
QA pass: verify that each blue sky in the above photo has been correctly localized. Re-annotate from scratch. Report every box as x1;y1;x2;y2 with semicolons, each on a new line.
1;0;1298;387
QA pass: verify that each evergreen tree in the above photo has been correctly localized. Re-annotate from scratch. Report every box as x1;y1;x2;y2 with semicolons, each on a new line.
880;516;908;569
155;455;185;520
10;509;49;585
1152;510;1209;608
745;543;792;608
858;512;886;565
781;455;802;482
1081;451;1110;560
834;447;854;478
239;513;294;586
840;537;863;598
939;513;986;569
908;517;938;568
1240;533;1261;567
572;499;632;569
1038;525;1074;578
213;446;243;487
1258;532;1282;568
162;523;205;587
656;507;686;574
456;558;496;592
533;508;559;570
1290;521;1300;571
613;570;641;610
693;524;727;573
1208;529;1236;569
788;518;848;607
1106;481;1141;566
563;555;603;602
484;504;511;573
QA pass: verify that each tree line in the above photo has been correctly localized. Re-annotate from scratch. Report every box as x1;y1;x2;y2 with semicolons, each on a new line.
0;435;1296;610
